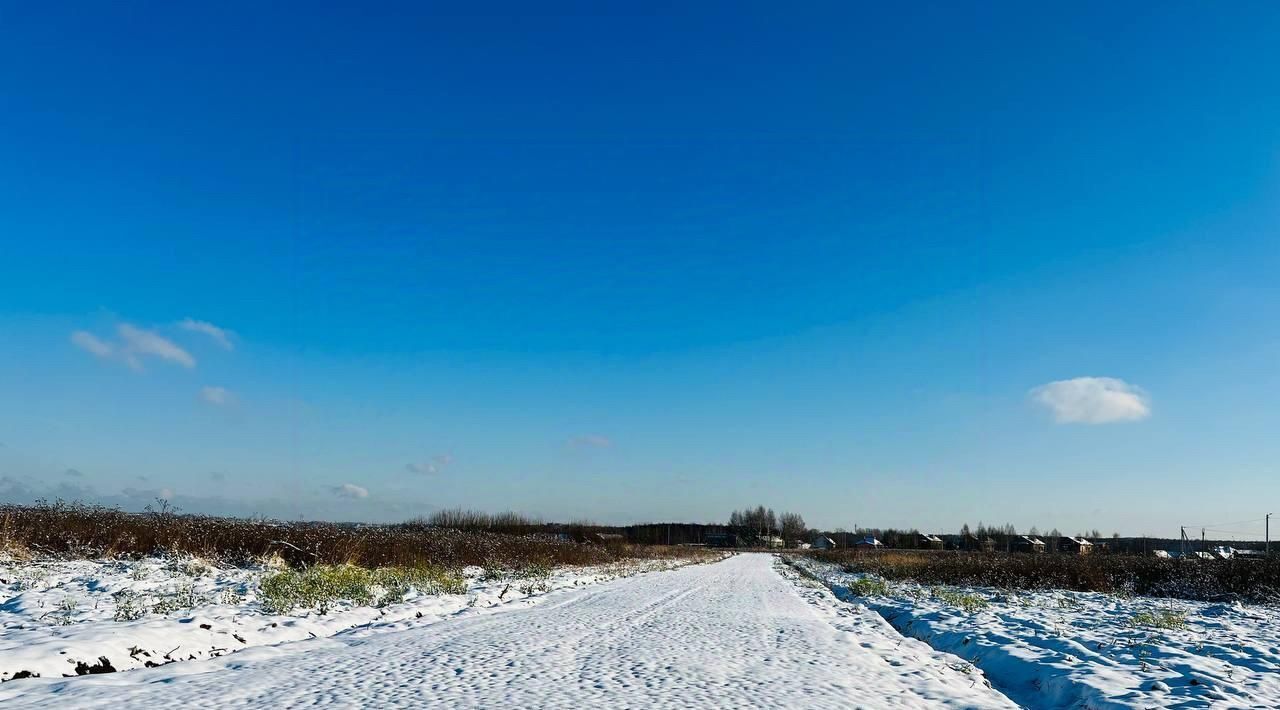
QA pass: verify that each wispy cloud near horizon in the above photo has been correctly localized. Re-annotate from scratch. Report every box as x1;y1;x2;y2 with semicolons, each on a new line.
180;318;235;350
333;483;369;499
405;462;438;475
567;434;613;449
200;386;235;406
118;323;195;369
71;331;114;359
72;322;196;370
406;454;453;475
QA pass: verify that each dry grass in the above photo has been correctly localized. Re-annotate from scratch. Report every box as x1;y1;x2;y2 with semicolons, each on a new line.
0;501;714;572
810;550;1280;603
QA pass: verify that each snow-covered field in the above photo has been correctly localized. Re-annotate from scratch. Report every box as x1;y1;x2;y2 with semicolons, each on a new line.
0;552;698;685
8;550;1277;708
0;553;1019;708
789;555;1280;709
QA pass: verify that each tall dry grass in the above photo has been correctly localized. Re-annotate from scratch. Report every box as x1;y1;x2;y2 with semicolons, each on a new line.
1;501;712;571
811;549;1280;603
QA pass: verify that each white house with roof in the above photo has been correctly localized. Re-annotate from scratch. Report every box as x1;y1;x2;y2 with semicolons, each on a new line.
1059;536;1094;555
854;535;884;550
918;533;944;550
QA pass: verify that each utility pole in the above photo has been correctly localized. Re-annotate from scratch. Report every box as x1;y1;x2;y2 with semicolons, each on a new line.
1267;513;1272;556
1180;526;1186;557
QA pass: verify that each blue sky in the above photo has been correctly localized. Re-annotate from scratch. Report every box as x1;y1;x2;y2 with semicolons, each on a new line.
2;2;1278;535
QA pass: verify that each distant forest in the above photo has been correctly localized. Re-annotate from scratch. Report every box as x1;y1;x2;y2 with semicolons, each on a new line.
410;506;1264;553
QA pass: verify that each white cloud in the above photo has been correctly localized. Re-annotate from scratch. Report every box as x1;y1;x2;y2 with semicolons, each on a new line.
333;483;369;499
406;454;453;475
568;434;613;449
71;331;114;358
1030;377;1151;424
64;468;85;478
180;318;234;350
118;323;196;369
72;321;202;371
200;386;235;406
405;462;438;475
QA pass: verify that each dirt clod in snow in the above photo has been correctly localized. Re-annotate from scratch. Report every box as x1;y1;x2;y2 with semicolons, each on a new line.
6;671;39;681
73;657;115;675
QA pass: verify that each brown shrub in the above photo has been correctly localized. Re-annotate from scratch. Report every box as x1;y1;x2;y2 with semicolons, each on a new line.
0;501;713;571
810;549;1280;604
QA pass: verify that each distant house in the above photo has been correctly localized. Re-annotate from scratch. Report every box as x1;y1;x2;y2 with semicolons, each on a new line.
957;532;995;552
854;535;884;550
1012;536;1046;554
763;536;785;549
1059;537;1094;555
704;532;741;548
593;532;626;545
812;536;837;550
918;534;944;550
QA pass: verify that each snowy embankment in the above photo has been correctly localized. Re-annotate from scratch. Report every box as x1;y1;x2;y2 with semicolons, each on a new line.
0;553;701;683
787;555;1280;709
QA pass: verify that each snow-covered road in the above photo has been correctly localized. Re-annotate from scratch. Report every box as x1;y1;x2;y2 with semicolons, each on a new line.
0;554;1016;708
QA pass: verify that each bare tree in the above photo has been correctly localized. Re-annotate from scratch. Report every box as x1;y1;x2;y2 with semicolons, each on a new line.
780;512;806;541
729;505;791;543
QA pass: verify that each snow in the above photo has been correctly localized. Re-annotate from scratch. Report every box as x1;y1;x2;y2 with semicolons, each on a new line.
12;550;1274;708
790;556;1280;709
0;553;1018;708
0;553;695;685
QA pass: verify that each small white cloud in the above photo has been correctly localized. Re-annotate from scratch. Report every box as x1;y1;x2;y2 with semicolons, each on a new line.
333;483;369;499
406;454;453;475
180;318;234;350
1030;377;1151;424
64;468;85;478
71;331;114;358
118;323;196;369
200;386;235;406
125;486;176;501
568;434;613;449
405;462;438;475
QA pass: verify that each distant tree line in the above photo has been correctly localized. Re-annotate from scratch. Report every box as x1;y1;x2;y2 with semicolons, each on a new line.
412;507;1219;554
